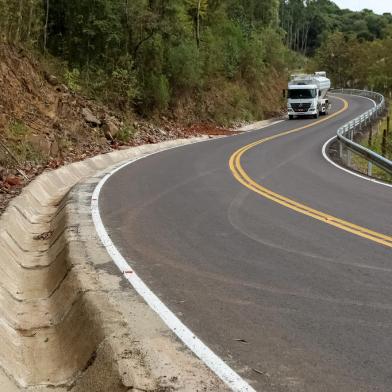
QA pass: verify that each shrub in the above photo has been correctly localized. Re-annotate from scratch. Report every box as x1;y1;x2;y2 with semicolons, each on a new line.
115;125;137;142
64;68;81;92
7;120;29;138
143;73;171;112
166;41;202;89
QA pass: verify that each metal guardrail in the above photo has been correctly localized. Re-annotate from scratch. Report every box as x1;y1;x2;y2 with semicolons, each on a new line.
330;89;392;175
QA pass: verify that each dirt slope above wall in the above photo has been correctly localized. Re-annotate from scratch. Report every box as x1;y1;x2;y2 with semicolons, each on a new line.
0;44;234;215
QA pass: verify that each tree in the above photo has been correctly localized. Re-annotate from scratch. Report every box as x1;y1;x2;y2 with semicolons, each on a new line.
2;0;390;119
43;0;49;51
186;0;208;48
313;32;352;87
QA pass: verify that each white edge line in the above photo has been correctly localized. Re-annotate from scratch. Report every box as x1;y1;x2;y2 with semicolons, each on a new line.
322;95;392;188
90;142;257;392
238;119;284;132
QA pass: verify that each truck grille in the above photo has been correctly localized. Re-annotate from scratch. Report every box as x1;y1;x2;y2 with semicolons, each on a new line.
291;103;311;112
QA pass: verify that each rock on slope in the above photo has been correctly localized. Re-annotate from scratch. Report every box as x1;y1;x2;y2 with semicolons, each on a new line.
0;44;234;214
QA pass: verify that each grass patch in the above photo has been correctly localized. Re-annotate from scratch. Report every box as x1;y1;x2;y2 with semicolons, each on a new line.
360;103;392;160
7;120;29;139
351;153;392;183
115;125;137;143
0;121;48;168
353;105;392;182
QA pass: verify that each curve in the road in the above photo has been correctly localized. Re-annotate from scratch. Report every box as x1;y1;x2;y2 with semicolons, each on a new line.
322;136;392;189
92;145;257;392
229;98;392;249
97;94;392;392
321;96;392;189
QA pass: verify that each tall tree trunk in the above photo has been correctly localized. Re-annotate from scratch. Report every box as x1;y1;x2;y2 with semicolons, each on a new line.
15;0;23;42
27;0;34;42
43;0;49;52
124;0;130;54
196;0;201;48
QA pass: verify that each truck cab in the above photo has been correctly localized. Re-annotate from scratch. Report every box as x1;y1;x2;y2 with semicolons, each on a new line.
287;72;330;120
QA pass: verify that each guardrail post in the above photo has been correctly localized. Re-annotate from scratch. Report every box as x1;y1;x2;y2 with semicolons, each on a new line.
367;161;372;176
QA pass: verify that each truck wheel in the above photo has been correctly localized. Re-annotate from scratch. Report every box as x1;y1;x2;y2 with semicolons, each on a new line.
289;115;293;120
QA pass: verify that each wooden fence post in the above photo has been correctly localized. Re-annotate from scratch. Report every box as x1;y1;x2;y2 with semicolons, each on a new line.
382;129;387;157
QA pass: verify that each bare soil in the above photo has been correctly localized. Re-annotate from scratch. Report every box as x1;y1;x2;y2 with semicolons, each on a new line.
0;44;237;215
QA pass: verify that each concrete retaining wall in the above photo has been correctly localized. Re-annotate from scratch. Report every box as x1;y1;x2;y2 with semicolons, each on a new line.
0;137;227;391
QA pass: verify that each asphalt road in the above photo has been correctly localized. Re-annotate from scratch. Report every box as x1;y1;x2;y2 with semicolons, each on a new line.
99;95;392;392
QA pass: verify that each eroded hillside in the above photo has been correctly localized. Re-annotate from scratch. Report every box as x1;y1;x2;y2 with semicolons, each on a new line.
0;44;233;213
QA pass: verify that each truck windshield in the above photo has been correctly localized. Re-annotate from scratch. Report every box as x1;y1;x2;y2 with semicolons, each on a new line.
288;89;317;99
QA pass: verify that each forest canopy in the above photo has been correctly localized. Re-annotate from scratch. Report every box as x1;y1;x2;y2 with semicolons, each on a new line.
0;0;391;122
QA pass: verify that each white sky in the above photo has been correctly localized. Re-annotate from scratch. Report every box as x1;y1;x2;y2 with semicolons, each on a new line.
333;0;391;14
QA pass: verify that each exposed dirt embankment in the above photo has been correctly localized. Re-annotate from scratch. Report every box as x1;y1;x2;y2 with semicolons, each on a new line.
0;44;236;214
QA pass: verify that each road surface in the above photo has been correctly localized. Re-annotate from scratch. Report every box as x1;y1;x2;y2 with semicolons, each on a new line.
99;95;392;392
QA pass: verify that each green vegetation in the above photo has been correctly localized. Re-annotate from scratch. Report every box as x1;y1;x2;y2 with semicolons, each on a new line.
1;0;392;122
362;104;392;161
350;103;392;182
7;120;29;138
38;0;292;122
350;153;392;183
281;1;392;54
64;68;82;92
115;125;137;143
0;121;47;167
311;32;392;91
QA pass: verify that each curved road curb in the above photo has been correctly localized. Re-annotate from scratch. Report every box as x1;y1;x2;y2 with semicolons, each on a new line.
0;137;231;391
92;151;256;392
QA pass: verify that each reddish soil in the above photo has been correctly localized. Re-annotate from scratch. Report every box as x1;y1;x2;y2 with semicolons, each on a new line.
0;44;238;215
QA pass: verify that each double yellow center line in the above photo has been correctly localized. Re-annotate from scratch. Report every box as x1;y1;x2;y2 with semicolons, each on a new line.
229;99;392;248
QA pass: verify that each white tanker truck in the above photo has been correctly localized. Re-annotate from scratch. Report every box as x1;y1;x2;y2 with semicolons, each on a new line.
287;72;331;119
